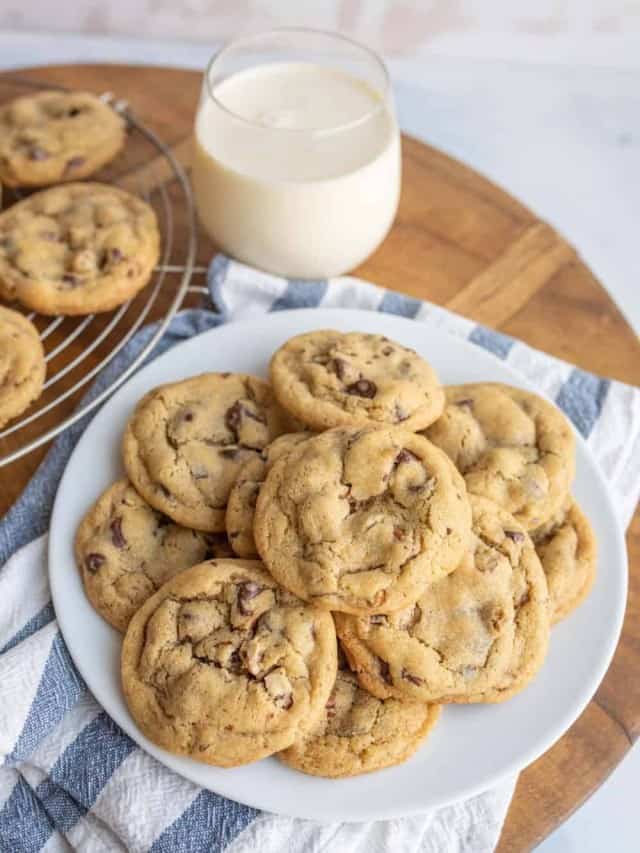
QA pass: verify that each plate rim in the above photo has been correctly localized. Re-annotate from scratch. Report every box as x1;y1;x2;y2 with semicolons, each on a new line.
48;306;628;822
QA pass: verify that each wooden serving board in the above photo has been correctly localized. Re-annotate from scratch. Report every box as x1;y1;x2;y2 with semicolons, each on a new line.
1;64;638;852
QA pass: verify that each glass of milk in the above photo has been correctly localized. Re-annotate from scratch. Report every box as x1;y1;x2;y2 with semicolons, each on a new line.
192;28;401;279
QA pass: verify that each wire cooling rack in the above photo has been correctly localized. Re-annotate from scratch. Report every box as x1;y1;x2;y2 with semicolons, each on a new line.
0;84;204;467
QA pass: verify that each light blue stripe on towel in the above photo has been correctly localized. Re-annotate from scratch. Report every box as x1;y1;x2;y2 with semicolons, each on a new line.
0;602;55;656
271;278;328;311
468;326;515;360
150;789;258;853
555;368;611;438
35;712;135;834
378;291;422;318
0;775;55;853
6;633;85;766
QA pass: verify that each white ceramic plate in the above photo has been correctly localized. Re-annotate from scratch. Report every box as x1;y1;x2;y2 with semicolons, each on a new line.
49;308;627;822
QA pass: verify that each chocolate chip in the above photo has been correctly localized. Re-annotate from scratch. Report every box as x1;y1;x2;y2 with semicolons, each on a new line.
225;401;243;434
346;379;377;398
182;410;194;422
238;581;262;615
505;529;525;543
394;404;409;423
110;517;126;548
62;273;78;286
446;527;452;534
393;527;405;541
382;346;394;356
402;669;424;687
67;107;82;117
28;145;49;161
65;156;85;172
243;407;266;425
378;657;392;685
331;357;348;380
395;449;418;465
228;650;243;673
85;553;105;573
280;694;294;710
219;447;240;460
454;398;474;408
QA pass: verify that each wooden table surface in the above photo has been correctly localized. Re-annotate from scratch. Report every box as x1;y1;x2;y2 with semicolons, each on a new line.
1;64;638;852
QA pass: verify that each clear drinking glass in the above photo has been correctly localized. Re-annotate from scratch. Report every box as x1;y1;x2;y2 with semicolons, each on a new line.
192;28;401;279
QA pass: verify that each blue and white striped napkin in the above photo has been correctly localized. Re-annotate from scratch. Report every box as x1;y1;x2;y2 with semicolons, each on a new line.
1;257;638;853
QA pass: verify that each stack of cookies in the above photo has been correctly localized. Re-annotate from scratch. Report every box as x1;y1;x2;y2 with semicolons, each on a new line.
0;89;161;427
75;329;596;778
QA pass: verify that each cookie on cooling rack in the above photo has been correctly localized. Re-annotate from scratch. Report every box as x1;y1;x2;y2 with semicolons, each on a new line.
0;182;160;315
0;90;126;187
0;304;46;428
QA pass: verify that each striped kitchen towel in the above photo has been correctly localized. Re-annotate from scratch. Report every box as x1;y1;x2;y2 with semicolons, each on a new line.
1;257;638;853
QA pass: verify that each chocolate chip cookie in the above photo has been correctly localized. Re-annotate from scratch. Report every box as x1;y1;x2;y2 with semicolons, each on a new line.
0;90;125;187
226;432;312;558
122;373;292;533
121;559;338;767
532;498;596;624
270;330;444;431
425;383;575;530
74;479;230;632
254;426;471;614
0;305;45;428
336;496;550;704
279;650;440;778
0;182;160;315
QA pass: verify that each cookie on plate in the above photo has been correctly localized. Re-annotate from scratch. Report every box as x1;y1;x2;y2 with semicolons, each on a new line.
254;426;471;614
279;650;440;778
122;373;292;533
269;330;444;431
0;304;45;428
226;431;312;557
0;90;125;187
532;498;596;624
0;182;160;315
121;559;338;767
74;479;229;632
425;383;575;529
336;496;550;704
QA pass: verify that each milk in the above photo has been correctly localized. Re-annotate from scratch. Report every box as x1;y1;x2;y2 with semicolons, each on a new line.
193;62;401;278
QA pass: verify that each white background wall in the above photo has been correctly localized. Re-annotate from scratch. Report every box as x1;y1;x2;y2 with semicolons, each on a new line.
0;0;639;61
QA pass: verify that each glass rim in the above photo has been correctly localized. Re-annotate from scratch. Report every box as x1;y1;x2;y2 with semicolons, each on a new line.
203;27;391;136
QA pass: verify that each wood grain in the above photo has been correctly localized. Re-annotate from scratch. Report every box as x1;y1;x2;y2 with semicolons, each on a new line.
0;64;637;852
